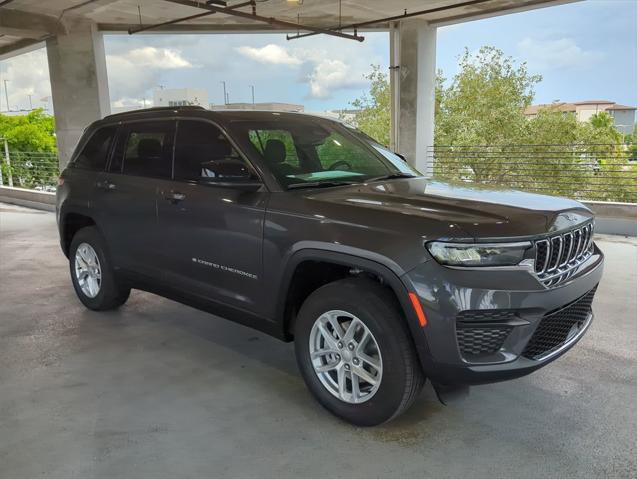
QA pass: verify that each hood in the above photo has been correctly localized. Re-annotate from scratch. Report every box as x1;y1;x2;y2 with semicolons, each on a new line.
303;178;593;239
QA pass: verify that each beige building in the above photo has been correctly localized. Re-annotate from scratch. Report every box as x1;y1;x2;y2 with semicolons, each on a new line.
154;88;209;108
211;102;304;112
524;100;636;134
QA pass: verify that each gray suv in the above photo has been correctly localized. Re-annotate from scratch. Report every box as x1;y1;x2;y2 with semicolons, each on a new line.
56;106;603;426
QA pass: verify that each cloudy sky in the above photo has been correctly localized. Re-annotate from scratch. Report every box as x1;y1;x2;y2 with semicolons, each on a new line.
0;0;635;113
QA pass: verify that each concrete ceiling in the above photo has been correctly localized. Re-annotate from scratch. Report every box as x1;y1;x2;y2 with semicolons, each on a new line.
1;0;577;57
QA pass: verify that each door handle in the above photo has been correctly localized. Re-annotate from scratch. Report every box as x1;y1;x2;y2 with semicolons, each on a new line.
164;191;186;203
96;180;116;191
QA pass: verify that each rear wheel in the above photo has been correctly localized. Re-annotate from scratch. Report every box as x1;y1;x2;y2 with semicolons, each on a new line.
69;226;130;311
294;277;425;426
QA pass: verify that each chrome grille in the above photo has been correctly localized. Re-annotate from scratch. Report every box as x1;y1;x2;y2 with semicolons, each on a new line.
534;222;594;287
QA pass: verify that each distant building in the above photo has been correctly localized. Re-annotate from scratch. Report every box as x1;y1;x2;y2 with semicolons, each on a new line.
211;102;304;112
110;104;144;115
524;100;636;134
319;109;361;124
154;88;208;108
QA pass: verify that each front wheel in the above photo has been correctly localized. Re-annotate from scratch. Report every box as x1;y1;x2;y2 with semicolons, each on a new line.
294;277;425;426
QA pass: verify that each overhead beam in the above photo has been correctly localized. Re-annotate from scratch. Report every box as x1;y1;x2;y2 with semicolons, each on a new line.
0;8;65;39
0;38;43;61
129;0;252;34
59;0;123;16
163;0;364;41
428;0;580;26
286;0;491;41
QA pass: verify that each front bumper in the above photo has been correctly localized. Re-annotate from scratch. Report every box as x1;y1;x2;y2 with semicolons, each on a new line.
402;243;604;386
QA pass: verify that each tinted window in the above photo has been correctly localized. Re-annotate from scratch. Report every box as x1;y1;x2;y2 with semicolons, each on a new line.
74;126;116;171
114;121;174;178
231;119;418;188
316;132;375;171
249;129;299;168
174;120;253;182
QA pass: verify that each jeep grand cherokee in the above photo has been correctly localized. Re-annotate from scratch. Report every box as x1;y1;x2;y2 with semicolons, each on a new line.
56;106;603;426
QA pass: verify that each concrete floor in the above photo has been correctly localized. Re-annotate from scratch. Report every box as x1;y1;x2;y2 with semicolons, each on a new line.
1;203;636;479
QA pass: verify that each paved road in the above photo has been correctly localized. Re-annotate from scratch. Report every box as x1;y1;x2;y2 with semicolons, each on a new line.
1;203;636;479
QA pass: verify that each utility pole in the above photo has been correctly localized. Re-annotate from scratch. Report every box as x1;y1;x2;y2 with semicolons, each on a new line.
28;94;33;110
221;81;227;105
3;80;9;112
250;85;255;106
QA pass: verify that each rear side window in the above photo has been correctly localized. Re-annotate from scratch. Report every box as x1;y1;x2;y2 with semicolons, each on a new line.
73;126;116;171
111;121;175;179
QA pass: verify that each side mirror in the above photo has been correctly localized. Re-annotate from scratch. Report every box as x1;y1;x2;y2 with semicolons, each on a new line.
197;158;262;190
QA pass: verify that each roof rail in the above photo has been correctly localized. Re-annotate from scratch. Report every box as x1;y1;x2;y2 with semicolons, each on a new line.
103;105;207;120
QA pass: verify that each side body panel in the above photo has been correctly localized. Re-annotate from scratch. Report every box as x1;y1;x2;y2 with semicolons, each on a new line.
156;181;268;313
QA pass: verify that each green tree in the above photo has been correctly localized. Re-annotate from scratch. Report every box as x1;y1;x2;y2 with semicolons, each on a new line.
0;109;56;152
0;110;58;188
435;46;541;147
346;48;633;201
589;111;615;129
431;47;632;201
349;65;390;146
433;47;542;184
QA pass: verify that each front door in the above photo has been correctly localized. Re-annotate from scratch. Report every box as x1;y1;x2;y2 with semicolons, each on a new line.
156;119;267;313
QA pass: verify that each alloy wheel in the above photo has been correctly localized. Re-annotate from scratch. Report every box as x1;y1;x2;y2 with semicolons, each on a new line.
74;242;102;298
308;310;383;404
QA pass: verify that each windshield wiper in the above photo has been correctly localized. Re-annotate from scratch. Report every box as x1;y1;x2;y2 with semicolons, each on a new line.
287;180;357;190
368;173;417;182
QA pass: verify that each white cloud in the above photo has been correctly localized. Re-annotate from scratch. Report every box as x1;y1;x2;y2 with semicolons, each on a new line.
106;47;194;105
1;34;386;114
517;37;604;71
236;43;370;99
0;48;52;112
0;46;193;113
307;59;367;98
122;47;193;69
236;44;303;66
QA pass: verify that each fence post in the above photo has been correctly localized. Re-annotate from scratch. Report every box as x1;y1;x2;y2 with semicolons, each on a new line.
3;138;13;186
3;139;13;187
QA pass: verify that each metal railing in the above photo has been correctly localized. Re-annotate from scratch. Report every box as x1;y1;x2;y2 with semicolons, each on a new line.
0;150;59;192
2;144;637;204
426;144;637;203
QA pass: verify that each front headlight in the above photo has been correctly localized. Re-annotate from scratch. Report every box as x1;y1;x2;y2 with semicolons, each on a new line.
426;241;532;267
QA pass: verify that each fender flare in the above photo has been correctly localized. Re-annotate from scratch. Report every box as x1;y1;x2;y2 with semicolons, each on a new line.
275;248;427;346
58;205;103;257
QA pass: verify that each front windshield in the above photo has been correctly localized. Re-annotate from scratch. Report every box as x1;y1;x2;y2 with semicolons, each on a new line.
229;118;419;189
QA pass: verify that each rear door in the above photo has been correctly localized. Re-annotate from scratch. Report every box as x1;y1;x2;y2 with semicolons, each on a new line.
156;118;268;312
93;120;176;278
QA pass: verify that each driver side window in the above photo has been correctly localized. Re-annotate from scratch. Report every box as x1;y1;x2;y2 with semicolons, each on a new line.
174;120;252;182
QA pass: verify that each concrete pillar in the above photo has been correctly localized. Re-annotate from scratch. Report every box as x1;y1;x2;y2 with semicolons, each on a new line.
46;20;110;168
390;19;436;175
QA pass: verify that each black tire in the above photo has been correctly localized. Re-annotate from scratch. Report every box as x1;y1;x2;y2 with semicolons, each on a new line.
294;277;425;426
69;226;130;311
